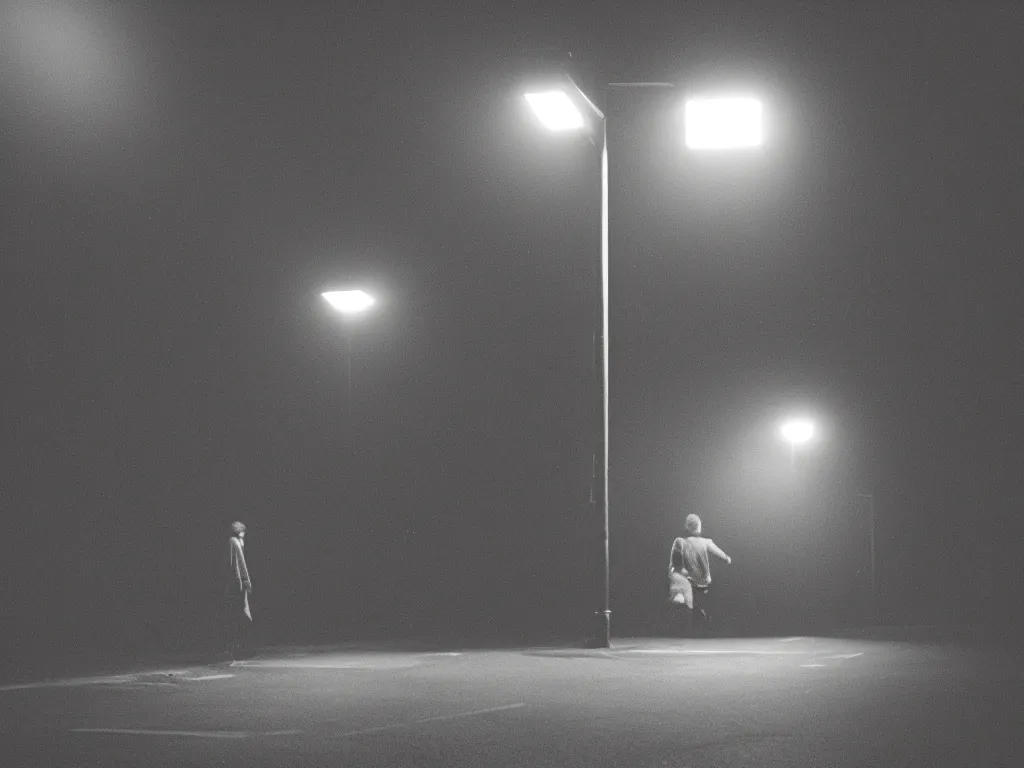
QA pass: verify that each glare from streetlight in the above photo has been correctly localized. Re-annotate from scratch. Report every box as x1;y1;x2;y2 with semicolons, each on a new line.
779;417;816;446
321;290;375;315
685;96;763;149
525;90;586;132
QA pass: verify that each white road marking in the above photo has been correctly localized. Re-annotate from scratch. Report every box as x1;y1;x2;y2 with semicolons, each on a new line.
235;660;421;669
1;671;190;692
625;649;811;655
107;682;179;688
778;637;804;642
70;728;301;739
333;703;525;738
0;677;129;691
412;702;525;724
183;674;234;681
824;653;864;659
800;664;827;668
73;729;247;739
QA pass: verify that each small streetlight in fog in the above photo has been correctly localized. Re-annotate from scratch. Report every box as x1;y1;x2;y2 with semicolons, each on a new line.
779;417;815;446
779;416;816;474
322;289;375;315
321;289;376;406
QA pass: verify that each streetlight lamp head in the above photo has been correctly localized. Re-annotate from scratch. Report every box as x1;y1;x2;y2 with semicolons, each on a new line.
685;96;763;150
525;90;586;131
321;289;375;315
779;418;815;446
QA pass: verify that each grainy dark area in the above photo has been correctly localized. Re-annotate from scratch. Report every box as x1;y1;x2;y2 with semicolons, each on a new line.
1;1;1020;675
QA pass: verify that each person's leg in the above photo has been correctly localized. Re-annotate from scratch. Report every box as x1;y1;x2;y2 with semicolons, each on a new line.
224;593;244;658
701;587;716;635
237;614;253;659
680;604;693;636
692;587;708;635
228;602;240;657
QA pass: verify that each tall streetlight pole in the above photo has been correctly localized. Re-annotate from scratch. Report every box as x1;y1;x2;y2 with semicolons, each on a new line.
525;75;764;648
526;83;611;648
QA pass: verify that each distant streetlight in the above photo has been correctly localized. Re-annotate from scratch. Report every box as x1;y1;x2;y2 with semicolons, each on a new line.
779;416;815;447
321;289;376;403
322;289;375;315
524;72;765;648
778;416;816;494
777;416;878;622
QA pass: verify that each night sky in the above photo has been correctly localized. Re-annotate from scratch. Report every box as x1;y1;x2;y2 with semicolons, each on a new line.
1;1;1021;663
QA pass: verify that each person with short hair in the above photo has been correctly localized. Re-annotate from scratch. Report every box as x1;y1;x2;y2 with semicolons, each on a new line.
223;521;252;659
669;514;731;635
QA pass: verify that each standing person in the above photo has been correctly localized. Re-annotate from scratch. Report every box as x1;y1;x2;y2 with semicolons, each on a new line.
223;521;252;660
670;514;732;635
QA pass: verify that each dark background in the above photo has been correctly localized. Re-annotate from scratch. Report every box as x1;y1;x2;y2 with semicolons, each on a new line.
1;1;1021;667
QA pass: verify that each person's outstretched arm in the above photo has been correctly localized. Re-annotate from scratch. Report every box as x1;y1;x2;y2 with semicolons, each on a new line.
706;539;732;564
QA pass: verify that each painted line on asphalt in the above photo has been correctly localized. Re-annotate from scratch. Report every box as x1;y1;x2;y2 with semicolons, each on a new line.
824;653;864;659
106;682;180;689
778;637;805;642
73;729;246;739
1;671;191;692
800;664;827;668
624;649;811;655
70;728;301;739
234;660;422;670
333;703;526;739
183;674;235;681
412;702;526;724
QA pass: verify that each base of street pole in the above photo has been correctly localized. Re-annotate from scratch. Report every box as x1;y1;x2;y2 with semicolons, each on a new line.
586;610;611;649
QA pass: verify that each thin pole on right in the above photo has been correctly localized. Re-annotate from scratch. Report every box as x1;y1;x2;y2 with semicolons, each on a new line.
868;492;876;619
855;490;876;621
346;329;353;409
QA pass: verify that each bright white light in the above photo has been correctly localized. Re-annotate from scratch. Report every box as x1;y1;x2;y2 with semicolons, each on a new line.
525;90;586;132
779;418;816;446
685;97;763;149
321;290;375;315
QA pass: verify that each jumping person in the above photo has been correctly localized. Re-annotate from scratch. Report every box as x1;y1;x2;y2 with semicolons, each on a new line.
669;514;731;635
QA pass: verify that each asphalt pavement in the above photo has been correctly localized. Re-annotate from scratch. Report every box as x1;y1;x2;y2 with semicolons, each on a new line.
2;634;1020;767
